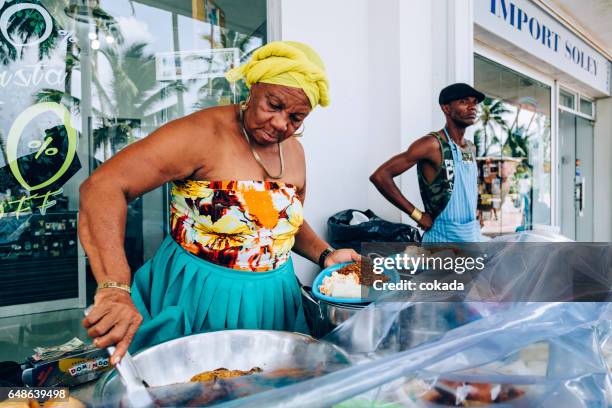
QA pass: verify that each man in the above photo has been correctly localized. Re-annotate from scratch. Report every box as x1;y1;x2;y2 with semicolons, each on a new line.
370;83;485;242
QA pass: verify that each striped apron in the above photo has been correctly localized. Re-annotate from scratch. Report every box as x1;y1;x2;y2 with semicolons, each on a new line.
422;128;482;243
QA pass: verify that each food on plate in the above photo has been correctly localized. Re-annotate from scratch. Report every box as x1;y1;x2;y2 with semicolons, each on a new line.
319;271;361;298
190;367;262;383
403;245;432;271
320;260;389;298
422;380;525;406
403;245;431;257
338;260;389;286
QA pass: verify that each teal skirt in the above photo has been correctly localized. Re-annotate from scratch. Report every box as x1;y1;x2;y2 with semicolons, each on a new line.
130;236;307;352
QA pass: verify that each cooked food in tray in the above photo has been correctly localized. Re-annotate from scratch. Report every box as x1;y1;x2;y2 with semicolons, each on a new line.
190;367;263;383
422;380;525;406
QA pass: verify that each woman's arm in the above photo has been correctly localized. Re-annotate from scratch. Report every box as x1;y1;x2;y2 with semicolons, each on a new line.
80;114;210;363
292;220;331;265
293;220;360;268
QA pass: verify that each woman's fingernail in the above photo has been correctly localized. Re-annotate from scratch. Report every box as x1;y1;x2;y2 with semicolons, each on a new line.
113;356;121;364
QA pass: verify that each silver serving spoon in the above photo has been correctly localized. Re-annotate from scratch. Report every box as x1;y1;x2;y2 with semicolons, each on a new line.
84;306;154;407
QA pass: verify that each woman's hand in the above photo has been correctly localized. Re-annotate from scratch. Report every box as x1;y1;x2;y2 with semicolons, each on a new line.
418;213;434;231
82;289;143;365
323;248;361;268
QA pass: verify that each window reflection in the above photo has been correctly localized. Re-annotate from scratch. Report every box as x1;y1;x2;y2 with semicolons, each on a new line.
0;0;267;311
472;55;552;236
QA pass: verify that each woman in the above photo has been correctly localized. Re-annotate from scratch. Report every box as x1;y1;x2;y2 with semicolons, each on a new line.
79;41;359;365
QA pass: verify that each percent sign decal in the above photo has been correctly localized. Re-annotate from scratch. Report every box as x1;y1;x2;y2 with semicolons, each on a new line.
28;137;58;159
6;102;77;192
58;30;77;43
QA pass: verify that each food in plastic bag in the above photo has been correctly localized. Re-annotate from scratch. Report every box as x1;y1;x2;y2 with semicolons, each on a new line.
421;380;525;406
205;233;612;407
219;299;612;407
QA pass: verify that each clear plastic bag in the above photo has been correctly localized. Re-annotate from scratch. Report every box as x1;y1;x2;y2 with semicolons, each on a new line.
466;236;612;303
215;231;612;407
215;302;612;408
188;233;612;407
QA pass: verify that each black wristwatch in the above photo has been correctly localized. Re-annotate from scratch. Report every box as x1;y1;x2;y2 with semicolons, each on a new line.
318;247;335;269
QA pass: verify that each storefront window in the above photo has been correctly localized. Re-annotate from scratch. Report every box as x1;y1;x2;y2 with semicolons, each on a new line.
472;55;552;236
0;0;266;314
559;88;575;110
579;97;594;117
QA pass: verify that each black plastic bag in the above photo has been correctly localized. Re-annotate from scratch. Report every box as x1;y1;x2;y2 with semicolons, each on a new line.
327;209;421;251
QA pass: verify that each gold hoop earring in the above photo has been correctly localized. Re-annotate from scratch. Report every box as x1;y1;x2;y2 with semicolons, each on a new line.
240;94;251;112
293;123;305;138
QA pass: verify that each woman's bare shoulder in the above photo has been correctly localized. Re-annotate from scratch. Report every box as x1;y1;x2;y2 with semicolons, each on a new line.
158;105;230;136
284;137;305;162
283;137;306;191
99;107;233;178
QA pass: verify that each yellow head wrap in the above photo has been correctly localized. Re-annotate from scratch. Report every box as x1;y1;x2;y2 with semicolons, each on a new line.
225;41;329;108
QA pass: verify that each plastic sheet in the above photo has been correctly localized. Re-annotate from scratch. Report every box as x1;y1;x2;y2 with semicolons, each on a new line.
86;232;612;407
215;302;612;407
213;232;612;407
463;237;612;304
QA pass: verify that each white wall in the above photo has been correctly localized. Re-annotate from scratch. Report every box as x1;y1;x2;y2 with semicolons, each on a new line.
280;0;612;282
281;0;372;282
594;97;612;241
365;0;403;223
398;0;475;225
280;0;475;283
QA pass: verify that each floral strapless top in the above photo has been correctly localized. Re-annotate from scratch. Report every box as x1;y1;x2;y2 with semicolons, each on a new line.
169;180;304;271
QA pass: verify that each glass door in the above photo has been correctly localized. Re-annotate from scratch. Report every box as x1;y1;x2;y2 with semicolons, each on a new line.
560;110;594;241
472;55;552;237
0;0;267;315
576;116;594;241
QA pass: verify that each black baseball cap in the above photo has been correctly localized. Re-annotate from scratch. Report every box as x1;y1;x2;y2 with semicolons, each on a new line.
439;83;485;105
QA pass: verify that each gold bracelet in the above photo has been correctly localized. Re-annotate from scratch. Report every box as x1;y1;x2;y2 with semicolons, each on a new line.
97;281;131;295
410;207;423;222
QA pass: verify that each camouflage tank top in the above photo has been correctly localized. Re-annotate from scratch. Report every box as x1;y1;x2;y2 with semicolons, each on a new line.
417;131;455;220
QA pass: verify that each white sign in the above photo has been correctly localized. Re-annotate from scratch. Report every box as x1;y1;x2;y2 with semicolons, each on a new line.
475;0;611;95
155;48;240;81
